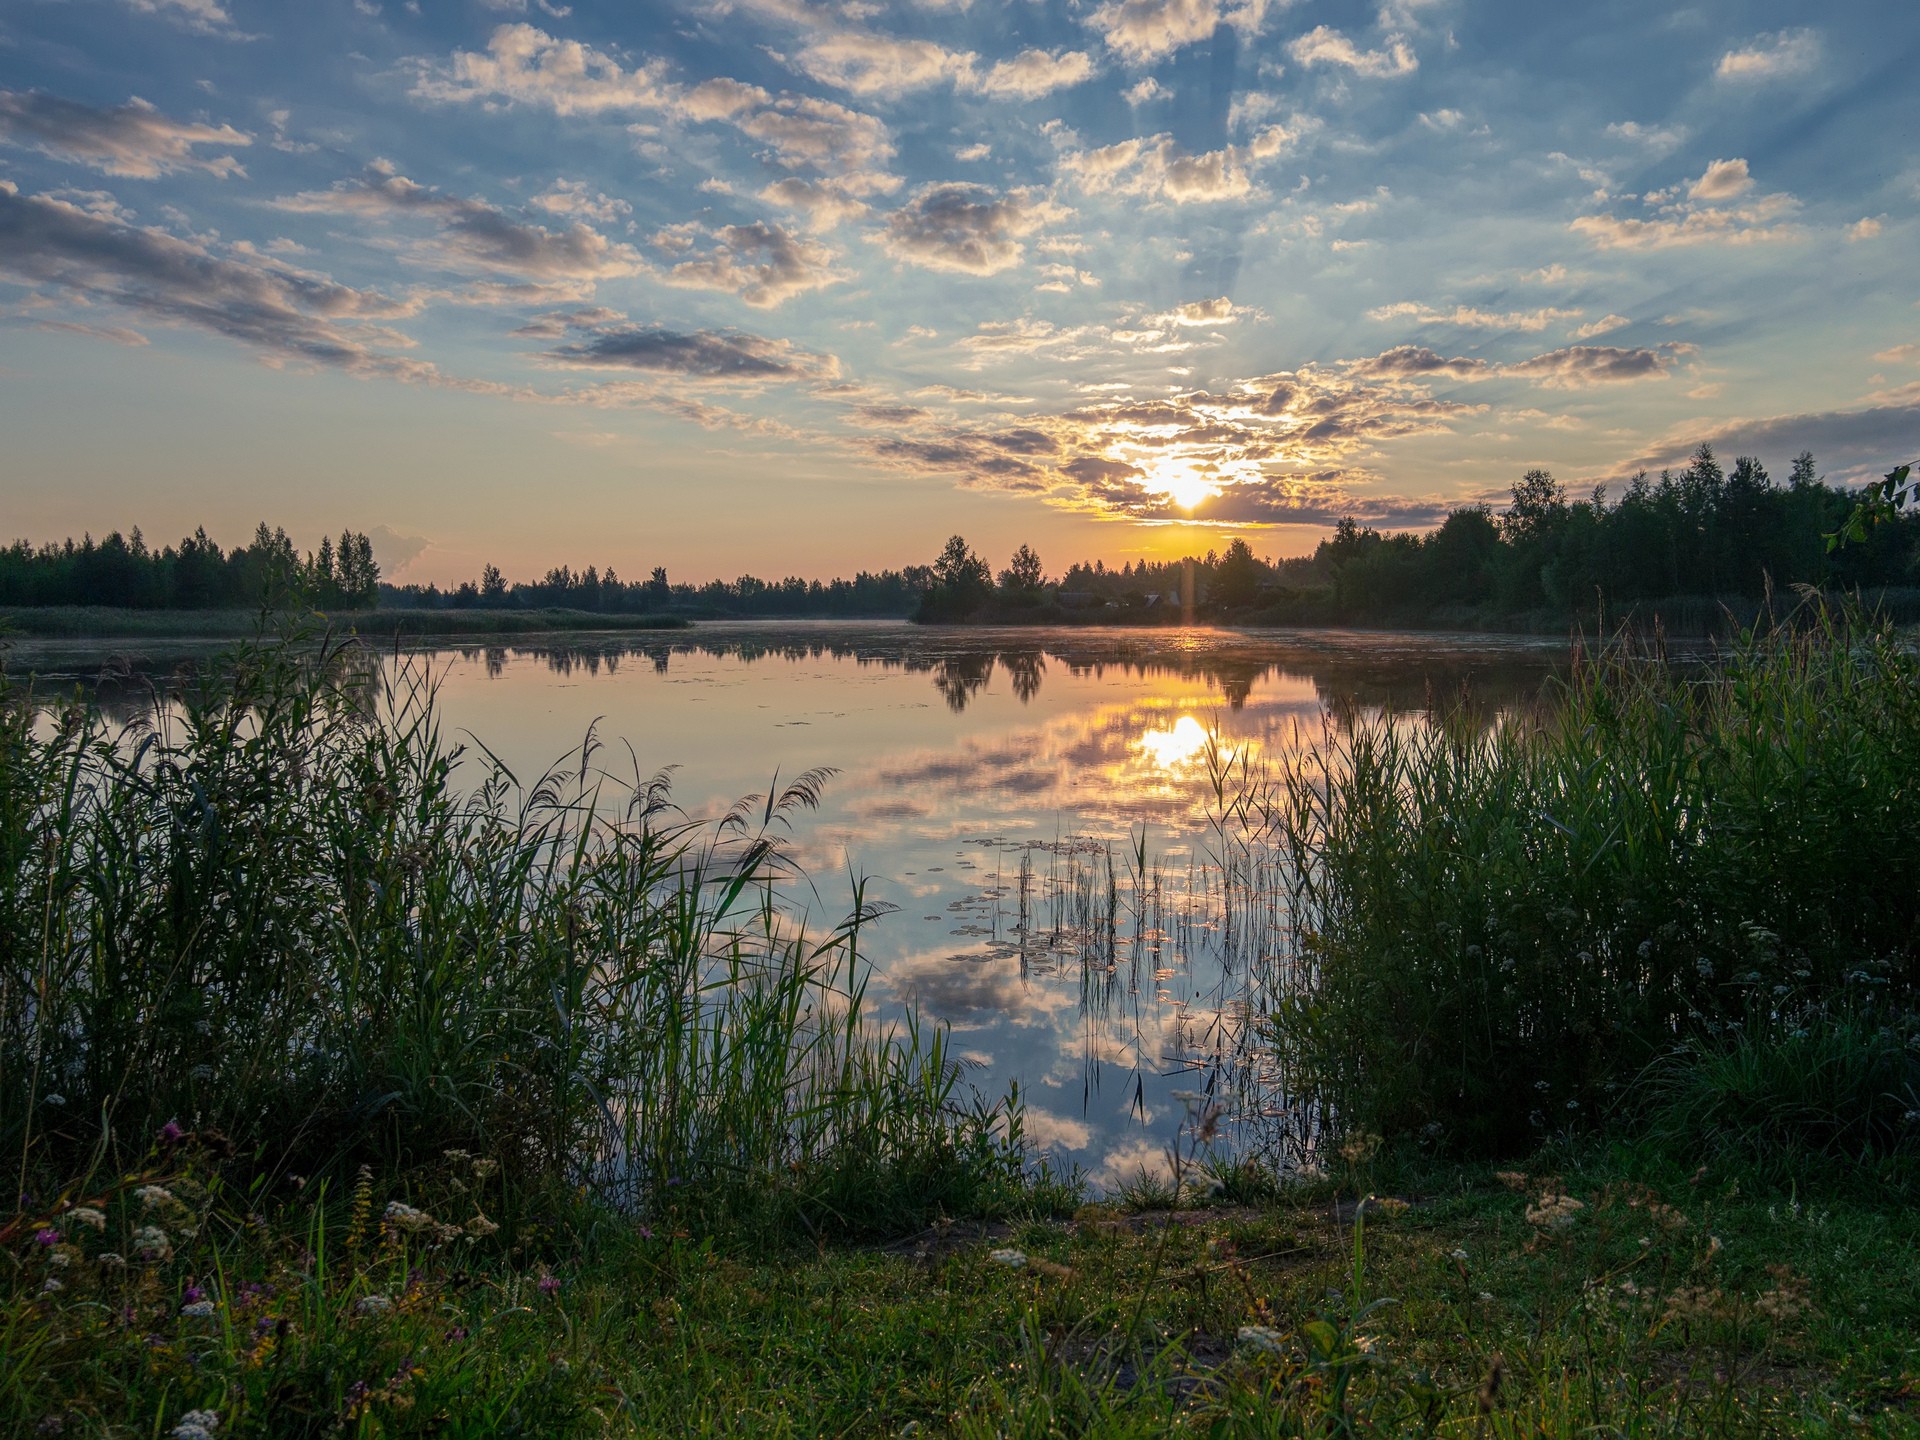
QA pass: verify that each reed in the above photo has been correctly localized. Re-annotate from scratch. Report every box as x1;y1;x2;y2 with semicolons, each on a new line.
1253;603;1920;1156
0;623;1036;1239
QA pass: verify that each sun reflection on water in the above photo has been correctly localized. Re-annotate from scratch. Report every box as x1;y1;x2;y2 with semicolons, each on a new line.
1135;713;1211;769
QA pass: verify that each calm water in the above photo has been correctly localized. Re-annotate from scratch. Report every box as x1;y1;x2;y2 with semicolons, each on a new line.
17;620;1569;1184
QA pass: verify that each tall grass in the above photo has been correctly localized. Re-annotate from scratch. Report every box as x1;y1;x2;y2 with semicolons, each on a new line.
1256;604;1920;1155
0;625;1033;1238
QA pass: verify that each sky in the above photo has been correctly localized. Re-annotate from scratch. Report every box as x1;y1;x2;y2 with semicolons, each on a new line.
1;0;1916;585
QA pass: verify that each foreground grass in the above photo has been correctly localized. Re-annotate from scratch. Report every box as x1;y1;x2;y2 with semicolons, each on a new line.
12;1144;1918;1438
0;606;688;638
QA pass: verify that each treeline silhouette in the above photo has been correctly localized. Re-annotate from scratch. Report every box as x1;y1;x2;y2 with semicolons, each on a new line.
914;447;1920;629
383;563;930;618
0;524;380;610
6;447;1914;627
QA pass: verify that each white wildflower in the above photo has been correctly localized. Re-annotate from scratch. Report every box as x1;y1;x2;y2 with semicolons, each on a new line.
1236;1324;1285;1355
171;1409;220;1440
44;1093;66;1106
1450;1248;1469;1262
136;1186;177;1211
99;1252;127;1268
986;1248;1028;1269
383;1201;436;1233
41;1276;64;1294
133;1225;172;1261
471;1159;499;1178
65;1207;107;1232
179;1299;216;1317
48;1249;72;1269
464;1214;500;1238
354;1294;393;1315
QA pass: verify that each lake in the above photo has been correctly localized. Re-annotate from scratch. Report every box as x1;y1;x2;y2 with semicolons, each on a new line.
13;620;1570;1186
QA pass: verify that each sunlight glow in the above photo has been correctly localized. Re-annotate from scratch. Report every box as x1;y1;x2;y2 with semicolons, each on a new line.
1135;714;1211;769
1150;461;1221;512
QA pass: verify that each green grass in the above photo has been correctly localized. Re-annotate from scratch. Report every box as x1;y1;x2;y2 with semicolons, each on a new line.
8;1136;1918;1436
0;606;688;638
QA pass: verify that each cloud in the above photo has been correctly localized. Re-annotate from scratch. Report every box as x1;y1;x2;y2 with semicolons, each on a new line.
850;353;1491;526
541;323;840;384
413;24;895;178
876;184;1059;275
1056;120;1302;205
974;49;1098;99
367;524;431;575
1573;313;1630;339
1716;28;1820;81
790;33;974;95
1572;165;1799;250
531;179;630;223
1124;76;1165;104
1164;296;1237;325
0;92;250;179
1847;216;1884;242
1287;26;1417;77
651;220;845;307
1605;120;1685;153
1687;157;1752;202
276;167;643;281
1874;344;1918;366
0;183;424;375
1367;301;1582;333
1504;344;1676;388
1347;342;1680;389
1088;0;1273;64
1628;396;1920;485
123;0;249;39
759;176;872;231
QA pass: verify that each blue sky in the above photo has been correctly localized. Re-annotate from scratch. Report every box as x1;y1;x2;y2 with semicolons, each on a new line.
2;0;1915;581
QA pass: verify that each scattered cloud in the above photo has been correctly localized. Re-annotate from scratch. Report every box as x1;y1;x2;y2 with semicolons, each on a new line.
1688;157;1752;202
531;179;631;223
540;322;841;384
1573;313;1630;339
875;183;1059;275
651;220;846;306
1716;28;1820;81
0;92;250;179
276;166;644;282
790;33;975;95
123;0;249;40
974;49;1098;99
1287;26;1417;77
413;24;896;179
0;183;426;375
1573;162;1799;250
1847;216;1884;242
1087;0;1275;64
1367;302;1582;333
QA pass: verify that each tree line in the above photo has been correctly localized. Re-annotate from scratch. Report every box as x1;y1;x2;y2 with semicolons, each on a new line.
0;525;380;611
6;446;1913;626
916;447;1920;626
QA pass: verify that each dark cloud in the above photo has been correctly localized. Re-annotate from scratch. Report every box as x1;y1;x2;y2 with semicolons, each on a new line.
277;168;641;280
653;220;844;307
1627;396;1920;484
0;184;422;373
542;324;840;383
1506;344;1675;387
0;91;249;179
877;183;1057;276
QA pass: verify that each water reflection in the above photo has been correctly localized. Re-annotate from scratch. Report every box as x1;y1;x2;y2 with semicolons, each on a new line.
8;621;1576;1182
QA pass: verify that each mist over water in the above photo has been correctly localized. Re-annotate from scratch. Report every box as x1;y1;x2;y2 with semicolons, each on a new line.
17;620;1569;1183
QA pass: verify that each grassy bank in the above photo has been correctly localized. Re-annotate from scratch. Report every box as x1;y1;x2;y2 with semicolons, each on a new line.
8;1136;1917;1436
0;606;689;639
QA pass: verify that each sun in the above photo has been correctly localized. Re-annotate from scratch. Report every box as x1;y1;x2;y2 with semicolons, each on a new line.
1150;460;1220;512
1136;714;1211;769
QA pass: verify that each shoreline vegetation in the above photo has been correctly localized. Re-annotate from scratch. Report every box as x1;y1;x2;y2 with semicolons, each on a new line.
0;605;690;641
5;602;1918;1432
